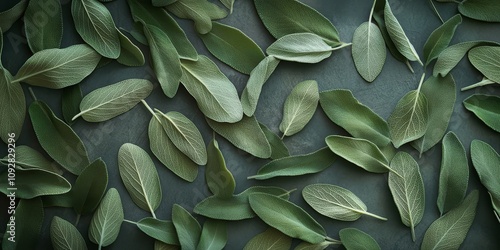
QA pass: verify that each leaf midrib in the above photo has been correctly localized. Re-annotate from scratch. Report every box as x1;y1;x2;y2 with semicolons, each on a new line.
79;84;144;117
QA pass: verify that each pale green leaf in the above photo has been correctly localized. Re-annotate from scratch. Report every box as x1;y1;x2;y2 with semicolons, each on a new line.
0;68;25;144
423;14;462;66
89;188;124;248
352;22;386;82
458;0;500;22
279;80;319;137
24;0;62;53
468;46;500;83
172;204;202;250
267;33;333;63
339;228;380;250
166;0;227;34
471;140;500;206
50;216;88;250
461;77;499;91
137;218;179;245
463;94;500;132
196;220;227;250
205;137;235;198
243;228;291;250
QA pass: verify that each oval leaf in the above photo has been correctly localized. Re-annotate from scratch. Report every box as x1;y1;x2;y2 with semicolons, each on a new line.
0;168;71;199
471;140;500;202
0;69;25;144
259;122;289;160
352;22;386;82
1;198;43;250
468;46;500;83
116;28;145;67
89;188;124;248
137;218;179;245
166;0;227;34
71;158;108;215
196;220;227;250
24;0;62;53
463;94;500;132
267;33;333;63
458;0;500;22
280;80;319;137
423;14;462;66
51;216;88;250
243;228;291;250
172;204;202;250
205;137;235;198
0;0;28;32
339;228;380;250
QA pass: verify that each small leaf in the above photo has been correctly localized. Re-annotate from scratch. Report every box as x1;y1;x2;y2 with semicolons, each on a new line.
1;145;61;174
267;33;333;63
24;0;62;53
423;14;462;66
116;28;145;66
352;21;386;82
62;84;83;125
74;79;153;122
200;22;265;74
50;216;88;250
372;2;408;64
388;152;425;242
463;94;500;132
279;80;319;137
167;0;227;34
0;0;28;32
220;0;234;13
118;143;162;216
172;204;202;250
471;140;500;209
248;147;335;180
71;158;108;215
339;228;380;250
0;68;25;144
137;218;179;245
89;188;124;249
1;198;43;250
243;228;291;250
205;137;235;198
468;46;500;83
461;77;499;91
0;168;70;199
421;191;479;250
259;122;289;160
196;220;227;250
458;0;500;22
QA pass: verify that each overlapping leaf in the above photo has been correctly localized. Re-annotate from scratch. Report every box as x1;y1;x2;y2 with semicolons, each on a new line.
0;168;71;199
280;80;319;137
463;94;500;132
339;228;380;250
62;84;83;125
0;68;24;144
50;216;88;250
471;140;500;214
243;228;291;250
196;220;227;250
468;46;500;83
205;137;235;198
0;0;28;32
167;0;227;34
24;0;62;53
116;28;145;67
259;122;289;160
137;218;179;245
267;33;334;64
89;188;124;249
172;204;202;250
458;0;500;22
423;14;462;66
2;198;43;250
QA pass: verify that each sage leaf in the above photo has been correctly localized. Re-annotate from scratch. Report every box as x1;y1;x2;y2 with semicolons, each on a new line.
196;220;227;250
194;186;289;221
73;79;153;122
12;44;101;89
207;116;271;158
50;216;88;250
253;0;341;47
411;75;456;155
388;74;429;148
421;190;479;250
468;46;500;83
471;140;500;211
388;152;425;242
461;77;499;91
62;84;83;125
71;158;108;215
137;218;179;245
180;56;243;123
0;168;71;199
24;0;62;53
267;33;334;64
89;188;124;249
142;23;182;98
29;100;90;174
248;147;335;180
463;94;500;132
241;56;280;116
0;68;25;144
339;228;380;250
243;228;292;250
325;135;393;174
1;145;61;174
423;14;462;67
384;1;422;65
259;122;289;160
157;111;207;165
116;28;145;67
1;198;43;250
438;132;469;215
153;0;178;7
294;241;337;250
458;0;500;22
205;137;235;198
167;0;227;34
249;193;327;244
155;241;180;250
352;21;386;82
220;0;234;13
320;89;390;147
118;143;162;216
280;80;319;137
172;204;202;250
0;0;28;32
71;0;120;58
303;184;387;221
200;22;264;74
149;114;198;182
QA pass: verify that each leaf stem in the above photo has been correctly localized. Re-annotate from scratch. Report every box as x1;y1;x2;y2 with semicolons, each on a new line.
416;73;426;93
461;78;496;91
411;225;416;242
362;211;388;221
75;214;81;226
123;219;138;225
141;100;161;123
325;236;342;244
385;164;403;178
280;133;286;140
405;60;415;74
277;188;297;198
28;87;37;101
330;42;352;51
369;0;377;22
429;0;444;23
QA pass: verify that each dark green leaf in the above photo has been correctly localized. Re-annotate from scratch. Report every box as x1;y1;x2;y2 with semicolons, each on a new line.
116;28;145;67
137;218;179;245
259;122;289;160
0;168;70;199
172;204;202;250
71;158;108;215
471;140;500;211
458;0;500;22
89;188;124;248
243;228;292;250
24;0;62;53
153;0;178;7
0;68;25;144
0;0;28;32
205;137;235;198
339;228;380;250
196;220;227;250
62;84;83;125
166;0;227;34
2;198;43;250
352;21;386;82
1;145;62;174
463;94;500;132
50;216;88;250
468;46;500;83
266;33;333;64
423;14;462;66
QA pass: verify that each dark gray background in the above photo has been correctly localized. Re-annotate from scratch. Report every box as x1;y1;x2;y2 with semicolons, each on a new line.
1;0;499;249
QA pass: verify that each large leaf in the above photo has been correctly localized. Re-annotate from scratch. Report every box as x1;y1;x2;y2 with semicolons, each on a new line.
137;218;179;245
62;84;83;125
0;145;61;174
71;158;108;215
463;94;500;132
166;0;227;34
372;0;407;64
180;56;243;123
89;188;124;248
259;122;289;160
468;46;500;83
0;0;28;32
423;14;462;66
74;79;153;122
458;0;500;22
71;0;120;58
267;33;333;64
253;0;340;47
0;168;70;199
339;228;380;250
0;68;25;144
12;44;101;89
118;143;162;216
196;220;227;250
320;89;390;147
243;228;292;250
172;204;202;250
279;80;319;137
352;21;386;82
116;28;145;67
2;198;43;250
50;216;88;250
24;0;62;53
471;140;500;209
388;152;425;242
205;137;235;198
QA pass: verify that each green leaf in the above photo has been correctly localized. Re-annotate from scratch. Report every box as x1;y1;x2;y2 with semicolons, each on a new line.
153;0;178;7
116;28;145;66
220;0;234;13
62;84;83;125
249;193;327;244
463;94;500;132
461;77;499;91
29;100;90;174
205;137;235;198
339;228;380;250
384;1;422;65
73;79;153;122
118;143;162;216
458;0;500;22
137;218;179;245
1;145;62;174
259;122;289;160
388;75;429;148
243;228;292;250
180;56;243;123
166;0;227;34
241;56;280;116
421;190;479;250
89;188;124;249
266;33;333;64
411;75;456;155
0;68;25;144
71;0;120;58
155;241;180;250
157;111;207;165
325;135;392;174
71;158;108;215
2;198;43;250
303;184;387;221
253;0;341;47
143;23;182;98
352;21;386;82
372;1;408;64
248;147;335;180
200;22;264;74
471;140;500;208
0;168;70;199
12;44;101;88
207;116;271;158
423;14;462;67
50;216;88;250
196;220;227;250
438;132;469;215
388;152;425;242
148;115;198;182
294;241;336;250
280;80;319;137
172;204;202;250
319;89;390;147
0;0;28;32
468;46;500;83
24;0;62;53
